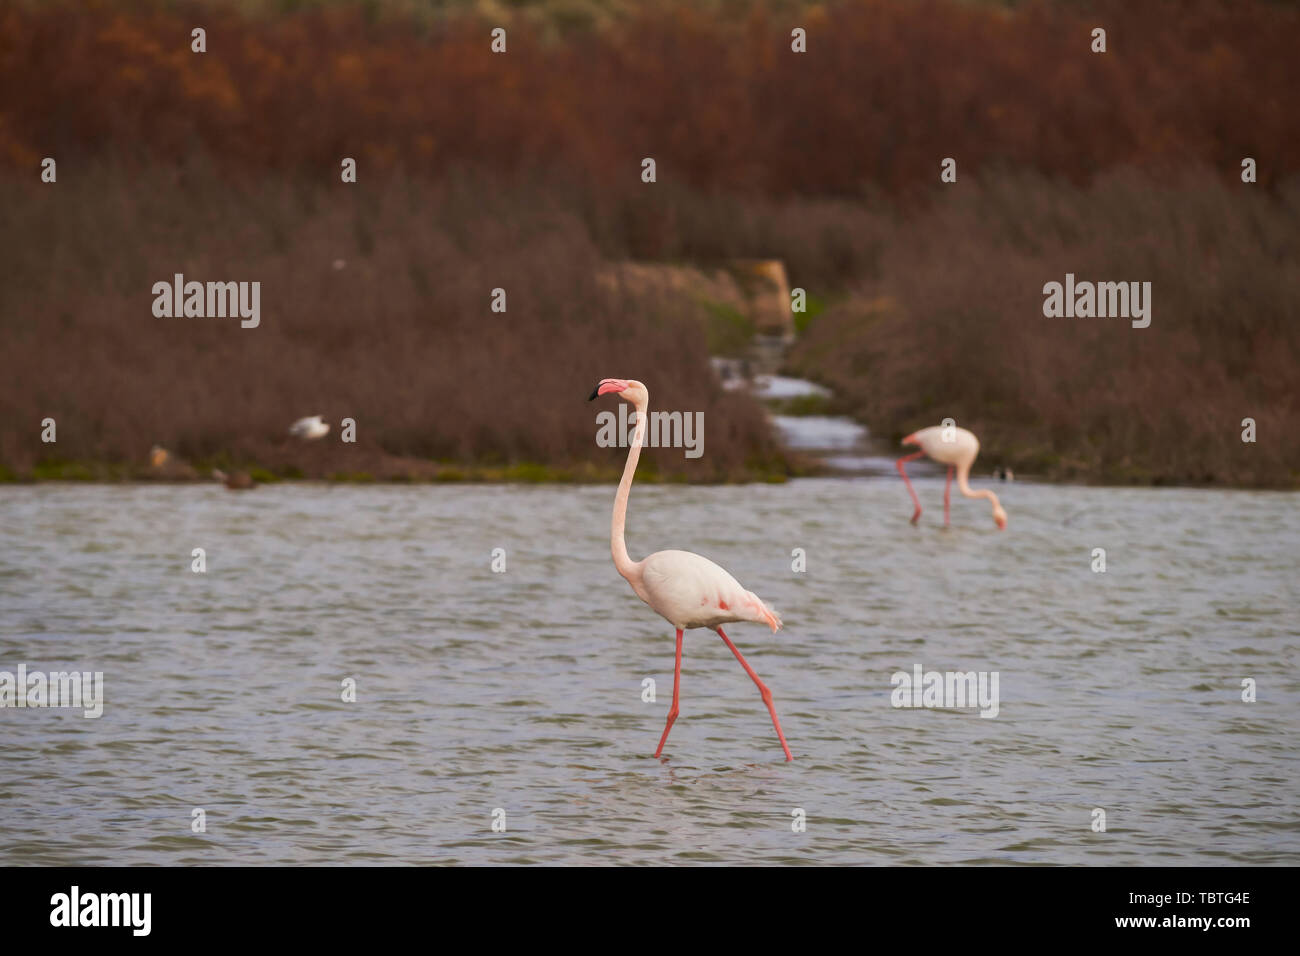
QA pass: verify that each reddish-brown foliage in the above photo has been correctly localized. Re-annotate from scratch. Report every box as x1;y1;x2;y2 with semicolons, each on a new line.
0;167;789;480
789;169;1300;487
1;1;1296;194
1;1;1296;486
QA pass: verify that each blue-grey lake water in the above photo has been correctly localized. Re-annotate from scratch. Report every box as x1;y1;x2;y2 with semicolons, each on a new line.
1;480;1297;864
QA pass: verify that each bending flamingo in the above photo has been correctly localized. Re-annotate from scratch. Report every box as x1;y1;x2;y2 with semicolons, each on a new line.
897;425;1007;530
589;378;793;761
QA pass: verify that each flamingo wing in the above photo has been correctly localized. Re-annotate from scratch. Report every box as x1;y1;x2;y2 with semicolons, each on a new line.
907;425;979;466
639;550;781;632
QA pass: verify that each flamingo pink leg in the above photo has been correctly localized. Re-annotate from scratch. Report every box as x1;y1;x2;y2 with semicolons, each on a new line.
653;628;684;758
944;466;953;527
716;626;793;762
896;450;926;524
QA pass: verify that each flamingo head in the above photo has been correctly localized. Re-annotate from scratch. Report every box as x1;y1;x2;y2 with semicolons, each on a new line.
588;378;647;405
993;504;1008;531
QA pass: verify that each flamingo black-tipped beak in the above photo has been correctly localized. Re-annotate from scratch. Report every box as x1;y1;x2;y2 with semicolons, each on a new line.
589;378;629;400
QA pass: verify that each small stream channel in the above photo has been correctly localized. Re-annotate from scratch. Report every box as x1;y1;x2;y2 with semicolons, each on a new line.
712;355;939;477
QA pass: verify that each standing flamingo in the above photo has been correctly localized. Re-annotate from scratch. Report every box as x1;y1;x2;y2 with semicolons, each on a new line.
896;425;1008;530
589;378;793;762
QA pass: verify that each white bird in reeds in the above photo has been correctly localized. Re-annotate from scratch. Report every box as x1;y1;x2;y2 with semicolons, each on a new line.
289;416;329;441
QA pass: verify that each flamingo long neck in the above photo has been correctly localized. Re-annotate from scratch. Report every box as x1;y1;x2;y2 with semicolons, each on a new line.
956;463;1001;518
611;395;648;582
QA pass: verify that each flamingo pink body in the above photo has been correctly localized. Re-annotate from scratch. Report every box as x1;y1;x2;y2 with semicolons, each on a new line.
589;377;792;761
897;425;1007;530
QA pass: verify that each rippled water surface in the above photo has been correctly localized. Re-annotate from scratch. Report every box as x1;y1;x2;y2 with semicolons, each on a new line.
1;481;1297;865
